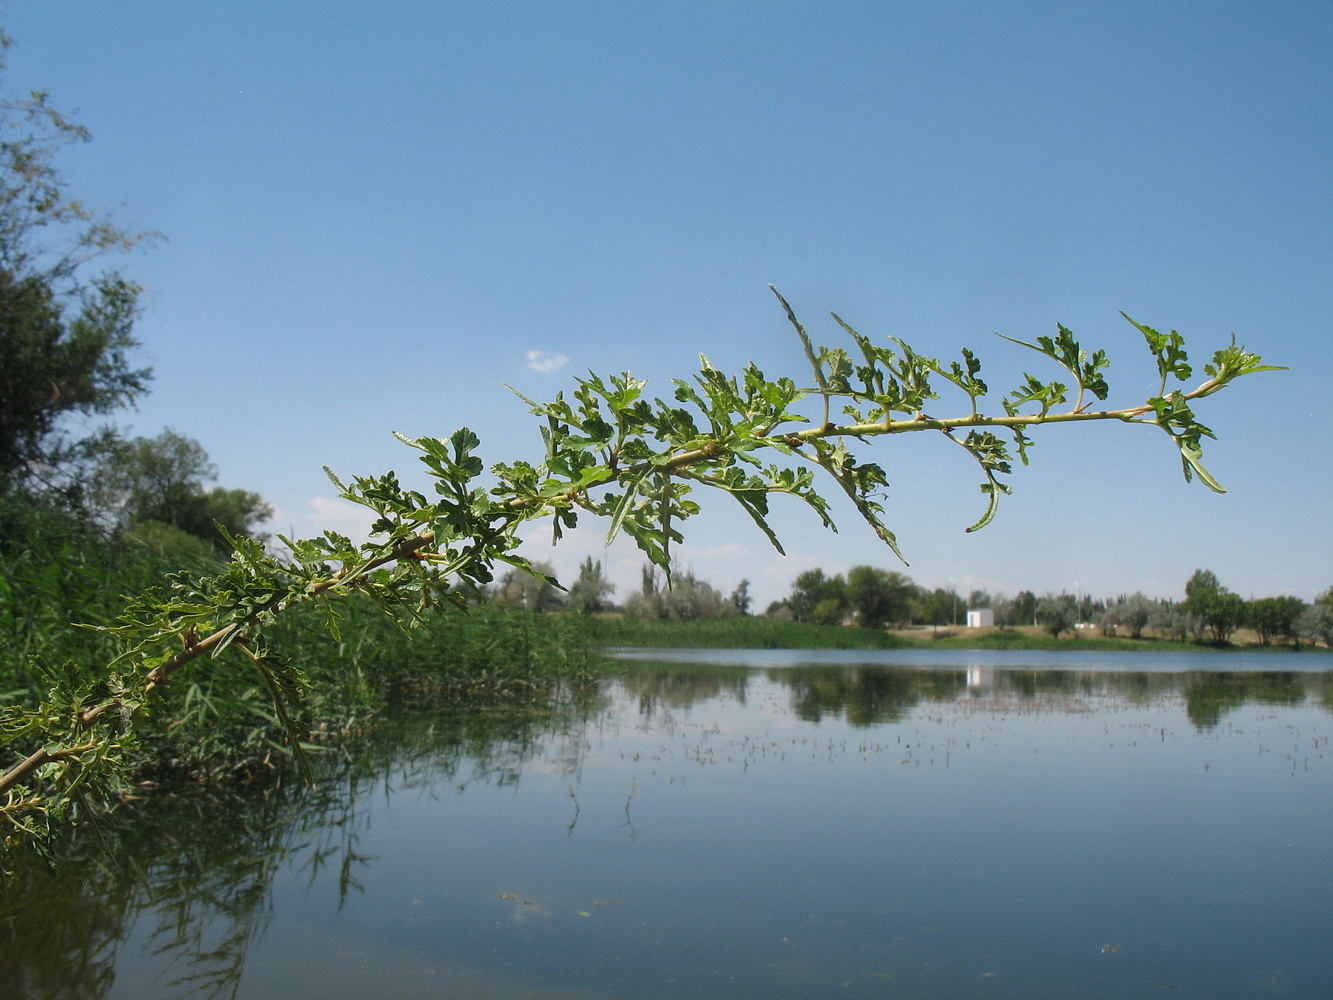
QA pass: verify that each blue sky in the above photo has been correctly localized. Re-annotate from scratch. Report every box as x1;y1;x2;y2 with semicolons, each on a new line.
9;1;1330;609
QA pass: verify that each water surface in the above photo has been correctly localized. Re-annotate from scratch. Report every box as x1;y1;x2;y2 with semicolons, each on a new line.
4;648;1330;999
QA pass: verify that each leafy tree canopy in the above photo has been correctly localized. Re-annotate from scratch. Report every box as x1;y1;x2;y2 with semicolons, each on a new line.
91;429;271;551
0;31;153;493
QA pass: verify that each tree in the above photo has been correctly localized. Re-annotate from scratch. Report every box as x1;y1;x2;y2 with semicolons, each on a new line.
1150;600;1188;642
1182;569;1246;643
1101;592;1154;639
919;587;961;630
1099;601;1121;637
565;556;615;614
92;429;271;551
729;579;752;616
787;568;847;625
0;287;1279;848
624;565;729;620
1009;590;1038;628
1184;569;1220;603
1036;594;1077;638
0;38;153;490
493;560;564;612
1246;596;1306;647
846;565;917;629
1297;602;1333;649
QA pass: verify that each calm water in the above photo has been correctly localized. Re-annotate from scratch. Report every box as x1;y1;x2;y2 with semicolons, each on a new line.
4;649;1331;999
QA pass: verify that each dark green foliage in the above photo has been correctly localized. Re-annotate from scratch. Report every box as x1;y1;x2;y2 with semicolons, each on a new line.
785;568;848;625
0;271;148;485
91;428;272;550
1183;569;1247;643
845;565;917;628
0;492;217;701
918;586;964;629
1246;595;1307;646
1036;594;1078;638
0;37;154;490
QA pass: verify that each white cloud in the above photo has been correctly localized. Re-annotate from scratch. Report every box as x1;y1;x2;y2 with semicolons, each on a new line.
526;350;570;373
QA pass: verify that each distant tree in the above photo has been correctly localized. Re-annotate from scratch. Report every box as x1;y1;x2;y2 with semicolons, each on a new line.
624;565;729;620
666;571;730;620
1297;602;1333;649
1036;594;1077;638
1150;600;1189;642
1182;569;1246;643
0;41;154;492
1185;569;1221;598
494;559;565;612
919;587;962;630
1246;596;1306;647
846;566;917;629
729;578;752;616
1102;592;1154;639
92;428;271;551
1010;590;1038;627
1099;601;1121;637
565;556;615;614
1076;594;1104;622
967;589;992;609
788;568;847;625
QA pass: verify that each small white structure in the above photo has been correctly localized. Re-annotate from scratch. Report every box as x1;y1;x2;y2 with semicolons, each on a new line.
965;607;994;628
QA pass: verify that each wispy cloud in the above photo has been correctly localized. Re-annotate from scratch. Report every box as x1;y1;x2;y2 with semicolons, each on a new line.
526;350;570;373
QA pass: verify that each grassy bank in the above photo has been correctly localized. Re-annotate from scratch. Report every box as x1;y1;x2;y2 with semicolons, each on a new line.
586;615;912;649
0;496;598;788
897;624;1323;653
582;614;1323;654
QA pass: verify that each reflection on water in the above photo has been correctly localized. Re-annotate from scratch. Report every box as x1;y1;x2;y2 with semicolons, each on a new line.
2;652;1331;999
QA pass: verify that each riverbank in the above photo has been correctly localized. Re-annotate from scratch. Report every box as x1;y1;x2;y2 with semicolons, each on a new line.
587;615;1327;654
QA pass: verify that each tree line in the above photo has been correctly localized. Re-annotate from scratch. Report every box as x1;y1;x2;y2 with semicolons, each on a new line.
488;556;1332;650
519;558;1331;650
758;564;1332;647
490;557;752;620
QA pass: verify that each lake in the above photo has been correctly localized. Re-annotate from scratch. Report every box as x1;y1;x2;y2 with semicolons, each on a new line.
3;648;1331;999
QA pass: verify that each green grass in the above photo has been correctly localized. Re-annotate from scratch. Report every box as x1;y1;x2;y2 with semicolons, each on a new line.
917;627;1322;654
0;495;601;786
921;629;1194;652
585;614;912;649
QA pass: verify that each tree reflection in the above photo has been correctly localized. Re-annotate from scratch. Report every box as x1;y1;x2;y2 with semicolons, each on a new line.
614;659;1333;731
1180;670;1309;728
0;682;602;1000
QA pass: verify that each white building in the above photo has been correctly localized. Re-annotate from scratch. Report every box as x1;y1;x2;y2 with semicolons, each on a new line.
965;607;994;628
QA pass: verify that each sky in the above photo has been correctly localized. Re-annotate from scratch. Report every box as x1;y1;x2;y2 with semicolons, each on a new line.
7;1;1330;610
